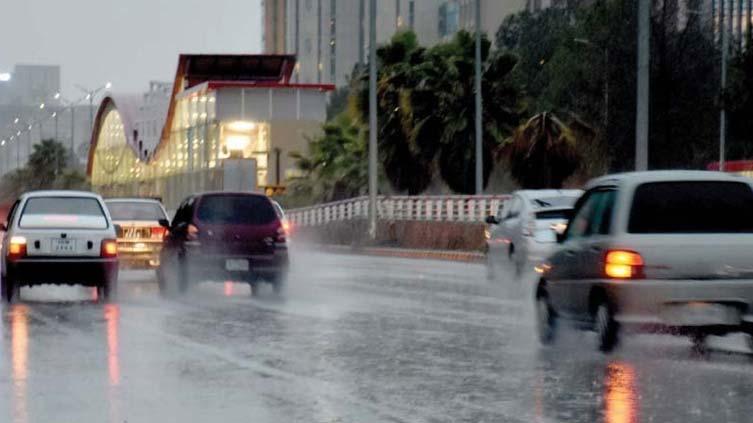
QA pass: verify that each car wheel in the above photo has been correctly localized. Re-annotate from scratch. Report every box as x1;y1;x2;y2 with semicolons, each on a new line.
177;255;189;294
158;253;187;297
594;300;619;352
98;277;116;302
2;275;15;303
691;333;708;355
271;272;288;295
535;292;557;345
249;282;260;297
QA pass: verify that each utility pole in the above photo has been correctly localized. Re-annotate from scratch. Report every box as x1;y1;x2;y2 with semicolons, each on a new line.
368;0;378;239
720;5;729;172
635;0;650;171
474;0;483;194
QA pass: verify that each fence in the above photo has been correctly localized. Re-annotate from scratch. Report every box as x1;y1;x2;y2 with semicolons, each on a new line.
287;195;510;227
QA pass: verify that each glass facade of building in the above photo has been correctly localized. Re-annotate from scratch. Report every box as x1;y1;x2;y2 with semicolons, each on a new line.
91;89;271;206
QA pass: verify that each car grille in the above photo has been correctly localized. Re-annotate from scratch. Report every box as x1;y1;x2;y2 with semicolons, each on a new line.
118;226;152;239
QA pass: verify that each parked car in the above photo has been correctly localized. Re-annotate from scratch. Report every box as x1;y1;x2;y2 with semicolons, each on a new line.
486;189;582;278
105;198;169;269
536;171;753;352
1;190;119;302
157;192;289;296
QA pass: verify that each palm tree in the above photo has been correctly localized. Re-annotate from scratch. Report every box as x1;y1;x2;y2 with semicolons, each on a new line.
351;30;523;194
505;112;581;189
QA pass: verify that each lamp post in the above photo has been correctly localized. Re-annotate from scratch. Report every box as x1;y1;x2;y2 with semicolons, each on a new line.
368;0;378;239
474;0;483;194
76;82;112;144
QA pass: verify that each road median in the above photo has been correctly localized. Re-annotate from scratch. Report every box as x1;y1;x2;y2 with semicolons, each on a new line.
304;244;485;263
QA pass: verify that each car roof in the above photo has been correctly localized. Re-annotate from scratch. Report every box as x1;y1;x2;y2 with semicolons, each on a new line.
105;198;162;204
194;191;270;199
586;170;752;189
21;190;102;199
514;189;583;199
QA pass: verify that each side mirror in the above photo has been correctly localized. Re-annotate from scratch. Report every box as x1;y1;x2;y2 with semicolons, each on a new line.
158;218;170;229
0;222;7;232
556;231;567;244
485;215;500;225
113;224;122;234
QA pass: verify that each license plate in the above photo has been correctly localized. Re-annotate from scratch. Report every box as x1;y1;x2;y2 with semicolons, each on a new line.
225;259;249;272
661;303;741;326
52;239;76;253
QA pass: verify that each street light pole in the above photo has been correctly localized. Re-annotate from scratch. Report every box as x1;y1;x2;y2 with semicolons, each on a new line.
474;0;483;194
720;10;729;172
368;0;378;240
635;0;650;171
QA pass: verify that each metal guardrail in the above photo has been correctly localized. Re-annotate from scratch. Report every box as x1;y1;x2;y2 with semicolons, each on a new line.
287;195;510;227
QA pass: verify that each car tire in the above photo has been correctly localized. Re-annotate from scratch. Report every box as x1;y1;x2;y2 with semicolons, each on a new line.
691;333;708;355
535;291;557;345
271;272;287;295
594;300;619;352
2;275;16;303
249;282;260;297
177;255;189;294
98;277;117;302
158;253;187;297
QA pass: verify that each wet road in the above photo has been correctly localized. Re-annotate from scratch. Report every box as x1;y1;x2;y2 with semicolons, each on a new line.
1;249;753;422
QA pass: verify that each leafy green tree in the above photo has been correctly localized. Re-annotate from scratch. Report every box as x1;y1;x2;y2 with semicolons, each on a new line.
0;139;89;202
285;113;367;205
506;112;581;188
351;30;523;194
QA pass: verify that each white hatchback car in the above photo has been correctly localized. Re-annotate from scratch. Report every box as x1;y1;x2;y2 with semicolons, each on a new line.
486;189;582;278
1;191;119;302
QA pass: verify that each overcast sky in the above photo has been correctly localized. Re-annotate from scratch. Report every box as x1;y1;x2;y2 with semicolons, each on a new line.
0;0;262;98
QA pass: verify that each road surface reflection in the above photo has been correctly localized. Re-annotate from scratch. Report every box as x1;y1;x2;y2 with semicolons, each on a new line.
11;304;29;423
605;361;638;423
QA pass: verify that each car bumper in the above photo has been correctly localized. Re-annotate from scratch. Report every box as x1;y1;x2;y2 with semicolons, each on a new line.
7;257;118;287
183;249;289;282
603;279;753;332
117;241;162;268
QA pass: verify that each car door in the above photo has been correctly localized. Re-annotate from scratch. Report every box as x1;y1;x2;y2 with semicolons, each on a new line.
567;188;618;319
547;190;602;316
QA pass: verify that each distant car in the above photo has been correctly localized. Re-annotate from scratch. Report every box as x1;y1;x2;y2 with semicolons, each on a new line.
536;171;753;352
1;190;119;302
486;190;582;278
105;198;169;269
157;192;289;296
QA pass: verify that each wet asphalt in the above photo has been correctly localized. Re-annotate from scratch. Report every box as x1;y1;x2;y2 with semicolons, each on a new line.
0;248;752;422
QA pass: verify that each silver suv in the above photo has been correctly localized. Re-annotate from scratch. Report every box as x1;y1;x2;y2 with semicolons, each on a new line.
1;191;119;302
536;171;753;352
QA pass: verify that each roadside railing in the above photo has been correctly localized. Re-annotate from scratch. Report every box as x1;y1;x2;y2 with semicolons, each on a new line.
287;195;510;227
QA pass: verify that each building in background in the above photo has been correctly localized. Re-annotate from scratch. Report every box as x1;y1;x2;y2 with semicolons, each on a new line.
0;64;96;174
88;54;333;208
267;0;530;87
263;0;288;53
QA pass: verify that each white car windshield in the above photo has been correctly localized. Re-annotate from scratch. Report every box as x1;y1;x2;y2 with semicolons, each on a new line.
19;197;108;229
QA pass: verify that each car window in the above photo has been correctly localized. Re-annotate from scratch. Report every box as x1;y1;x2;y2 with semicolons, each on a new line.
106;201;167;221
563;191;601;240
6;200;19;226
587;190;617;236
172;197;194;226
507;197;522;219
19;197;108;229
628;181;753;233
197;195;278;225
530;196;578;209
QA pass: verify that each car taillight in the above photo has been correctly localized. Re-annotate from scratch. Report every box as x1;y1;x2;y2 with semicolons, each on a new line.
605;250;644;279
8;236;27;259
187;224;199;241
101;239;118;258
282;219;292;235
151;226;166;240
276;226;286;243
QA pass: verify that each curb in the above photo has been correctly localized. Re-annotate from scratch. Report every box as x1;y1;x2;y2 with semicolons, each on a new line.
304;244;485;263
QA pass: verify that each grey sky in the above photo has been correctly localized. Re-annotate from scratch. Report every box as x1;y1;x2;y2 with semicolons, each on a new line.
0;0;262;98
